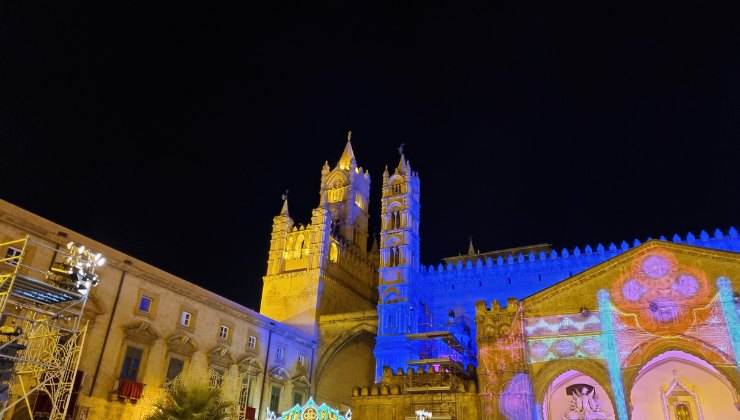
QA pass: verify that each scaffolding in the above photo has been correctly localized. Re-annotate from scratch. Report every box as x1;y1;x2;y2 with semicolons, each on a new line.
401;315;477;420
0;235;103;419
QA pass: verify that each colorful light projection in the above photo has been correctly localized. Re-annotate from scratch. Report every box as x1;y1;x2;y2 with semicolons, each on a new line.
611;250;712;334
273;397;351;420
499;373;535;419
527;335;603;363
598;290;629;420
524;313;601;337
717;277;740;369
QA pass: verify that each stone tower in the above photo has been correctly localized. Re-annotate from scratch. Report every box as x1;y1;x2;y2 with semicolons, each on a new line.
260;135;378;336
373;151;422;379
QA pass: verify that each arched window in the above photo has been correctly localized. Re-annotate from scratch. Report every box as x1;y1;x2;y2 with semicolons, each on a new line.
295;235;304;251
329;242;338;262
392;212;401;229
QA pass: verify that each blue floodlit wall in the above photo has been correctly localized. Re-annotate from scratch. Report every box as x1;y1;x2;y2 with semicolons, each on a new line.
374;228;740;379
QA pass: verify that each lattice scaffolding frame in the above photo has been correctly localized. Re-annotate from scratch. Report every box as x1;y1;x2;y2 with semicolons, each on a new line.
0;235;101;419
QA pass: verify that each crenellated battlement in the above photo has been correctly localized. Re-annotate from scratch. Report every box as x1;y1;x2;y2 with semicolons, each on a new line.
475;297;520;313
350;362;478;398
424;227;739;274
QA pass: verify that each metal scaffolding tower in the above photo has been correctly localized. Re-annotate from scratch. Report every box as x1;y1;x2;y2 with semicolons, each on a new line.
0;236;104;419
401;314;477;420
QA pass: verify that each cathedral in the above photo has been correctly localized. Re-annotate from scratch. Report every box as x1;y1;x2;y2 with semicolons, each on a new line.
259;138;740;420
0;138;739;420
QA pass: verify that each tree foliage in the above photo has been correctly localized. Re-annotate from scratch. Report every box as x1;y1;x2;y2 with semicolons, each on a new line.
146;381;234;420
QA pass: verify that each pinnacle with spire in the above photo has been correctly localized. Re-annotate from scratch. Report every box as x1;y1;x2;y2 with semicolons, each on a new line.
467;236;476;255
280;190;290;216
338;131;356;170
393;141;410;174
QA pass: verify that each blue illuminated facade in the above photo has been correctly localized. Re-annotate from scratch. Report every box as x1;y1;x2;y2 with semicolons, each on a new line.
372;152;740;381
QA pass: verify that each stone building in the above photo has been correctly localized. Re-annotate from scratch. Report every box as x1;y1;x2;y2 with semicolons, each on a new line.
256;139;740;419
2;137;740;420
0;200;315;419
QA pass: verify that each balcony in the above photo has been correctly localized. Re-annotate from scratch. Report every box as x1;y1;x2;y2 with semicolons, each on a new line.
116;379;145;403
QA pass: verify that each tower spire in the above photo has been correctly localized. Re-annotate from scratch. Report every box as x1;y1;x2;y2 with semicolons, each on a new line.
338;131;356;170
280;190;289;216
396;142;407;173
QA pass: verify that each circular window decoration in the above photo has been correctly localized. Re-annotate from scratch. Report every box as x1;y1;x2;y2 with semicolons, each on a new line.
579;338;601;357
530;341;549;360
642;255;671;279
622;279;647;302
672;274;699;297
552;339;576;358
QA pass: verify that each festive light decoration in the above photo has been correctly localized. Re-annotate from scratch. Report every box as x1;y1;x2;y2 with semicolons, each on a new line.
274;397;350;420
527;335;603;363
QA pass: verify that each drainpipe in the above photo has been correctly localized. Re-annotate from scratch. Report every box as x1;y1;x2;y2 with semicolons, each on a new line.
259;323;274;420
88;268;126;396
308;341;316;396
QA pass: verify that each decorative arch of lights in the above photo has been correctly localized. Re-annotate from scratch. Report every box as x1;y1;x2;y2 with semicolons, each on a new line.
269;397;351;420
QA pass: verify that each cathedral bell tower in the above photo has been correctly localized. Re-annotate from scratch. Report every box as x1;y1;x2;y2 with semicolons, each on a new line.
373;146;421;379
260;132;378;336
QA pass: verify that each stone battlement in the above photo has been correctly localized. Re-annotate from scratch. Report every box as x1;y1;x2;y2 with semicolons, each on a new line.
424;227;739;273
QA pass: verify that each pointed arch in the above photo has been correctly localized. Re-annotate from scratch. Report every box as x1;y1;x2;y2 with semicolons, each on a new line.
382;289;400;303
315;322;377;405
384;237;400;248
531;358;616;414
622;337;740;410
387;174;404;185
326;170;348;188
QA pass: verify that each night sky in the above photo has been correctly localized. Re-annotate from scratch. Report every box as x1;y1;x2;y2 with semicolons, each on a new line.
1;3;738;311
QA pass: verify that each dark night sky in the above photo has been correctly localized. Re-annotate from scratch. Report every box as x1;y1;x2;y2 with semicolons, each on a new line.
1;2;738;311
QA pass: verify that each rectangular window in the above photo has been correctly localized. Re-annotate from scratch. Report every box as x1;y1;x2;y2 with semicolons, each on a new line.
120;346;143;381
269;386;281;412
138;296;152;313
219;325;229;340
165;357;184;382
298;355;305;367
180;311;191;327
248;335;257;349
4;246;21;266
293;391;303;406
276;347;284;361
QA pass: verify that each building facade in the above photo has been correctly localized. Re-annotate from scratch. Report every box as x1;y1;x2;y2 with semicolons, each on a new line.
0;200;315;419
1;138;739;420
